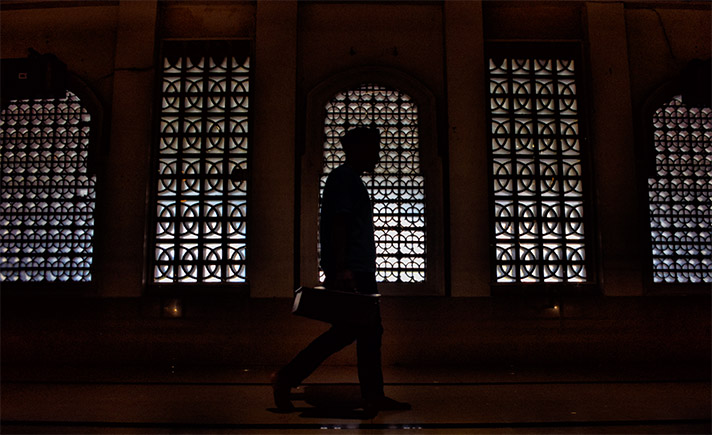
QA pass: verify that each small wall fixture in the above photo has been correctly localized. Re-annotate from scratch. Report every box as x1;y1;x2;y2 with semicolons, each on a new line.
162;298;183;318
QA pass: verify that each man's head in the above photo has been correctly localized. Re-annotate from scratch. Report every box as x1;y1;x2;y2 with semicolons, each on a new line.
341;127;381;174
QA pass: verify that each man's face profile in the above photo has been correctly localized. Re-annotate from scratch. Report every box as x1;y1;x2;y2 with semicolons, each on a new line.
362;139;381;173
342;127;381;174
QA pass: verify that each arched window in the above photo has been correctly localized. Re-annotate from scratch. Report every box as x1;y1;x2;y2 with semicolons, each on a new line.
0;90;97;282
321;84;426;283
300;68;443;295
647;95;711;284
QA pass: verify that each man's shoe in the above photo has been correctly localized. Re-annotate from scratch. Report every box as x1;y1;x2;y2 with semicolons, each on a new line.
271;371;295;412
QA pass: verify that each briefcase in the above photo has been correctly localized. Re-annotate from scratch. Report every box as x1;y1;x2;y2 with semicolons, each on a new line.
292;286;381;327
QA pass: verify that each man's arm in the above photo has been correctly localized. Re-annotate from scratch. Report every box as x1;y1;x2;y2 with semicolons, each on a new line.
327;212;356;291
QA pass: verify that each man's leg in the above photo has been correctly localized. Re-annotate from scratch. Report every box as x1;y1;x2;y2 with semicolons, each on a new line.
352;272;385;401
357;316;411;413
356;315;385;401
352;272;410;413
278;324;357;388
273;324;357;410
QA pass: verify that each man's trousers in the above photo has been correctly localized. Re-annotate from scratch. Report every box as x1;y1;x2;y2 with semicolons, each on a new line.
279;272;384;401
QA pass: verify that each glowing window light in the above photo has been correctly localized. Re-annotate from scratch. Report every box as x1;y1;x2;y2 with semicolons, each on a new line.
648;95;711;283
321;84;426;283
487;53;589;283
151;41;249;284
0;91;96;282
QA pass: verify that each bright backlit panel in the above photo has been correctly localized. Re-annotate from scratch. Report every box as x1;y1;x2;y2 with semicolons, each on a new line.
322;84;426;283
487;51;589;283
152;41;249;284
1;91;96;282
648;95;711;283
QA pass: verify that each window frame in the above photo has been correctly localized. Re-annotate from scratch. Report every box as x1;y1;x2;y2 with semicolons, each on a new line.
145;38;253;294
638;74;712;294
484;41;599;295
298;67;445;296
0;73;105;293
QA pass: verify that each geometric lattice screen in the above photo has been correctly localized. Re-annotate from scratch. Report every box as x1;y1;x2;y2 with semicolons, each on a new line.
487;47;589;283
322;84;426;283
151;41;249;283
648;95;711;283
0;91;96;282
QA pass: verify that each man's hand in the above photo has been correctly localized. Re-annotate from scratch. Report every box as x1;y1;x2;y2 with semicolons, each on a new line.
326;269;357;292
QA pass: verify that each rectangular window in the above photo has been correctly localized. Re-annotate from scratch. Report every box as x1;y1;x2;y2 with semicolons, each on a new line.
486;43;591;284
150;40;250;284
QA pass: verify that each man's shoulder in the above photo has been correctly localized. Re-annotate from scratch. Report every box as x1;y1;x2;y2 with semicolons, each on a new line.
329;164;356;177
323;164;367;209
326;164;360;185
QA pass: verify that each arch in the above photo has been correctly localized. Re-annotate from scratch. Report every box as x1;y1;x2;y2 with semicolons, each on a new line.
65;73;106;176
299;67;444;295
303;66;440;166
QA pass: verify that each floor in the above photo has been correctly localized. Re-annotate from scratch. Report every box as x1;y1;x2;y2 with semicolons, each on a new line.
1;363;710;434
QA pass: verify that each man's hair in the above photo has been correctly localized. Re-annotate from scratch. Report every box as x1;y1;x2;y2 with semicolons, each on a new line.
340;127;381;154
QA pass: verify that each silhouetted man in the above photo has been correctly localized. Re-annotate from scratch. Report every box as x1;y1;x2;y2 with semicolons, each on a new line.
272;127;410;415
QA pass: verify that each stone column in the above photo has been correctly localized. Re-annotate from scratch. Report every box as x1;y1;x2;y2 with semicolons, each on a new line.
444;1;490;296
250;1;298;297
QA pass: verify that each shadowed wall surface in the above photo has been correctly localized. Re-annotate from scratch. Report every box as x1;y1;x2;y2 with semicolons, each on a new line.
1;0;710;369
2;295;709;367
